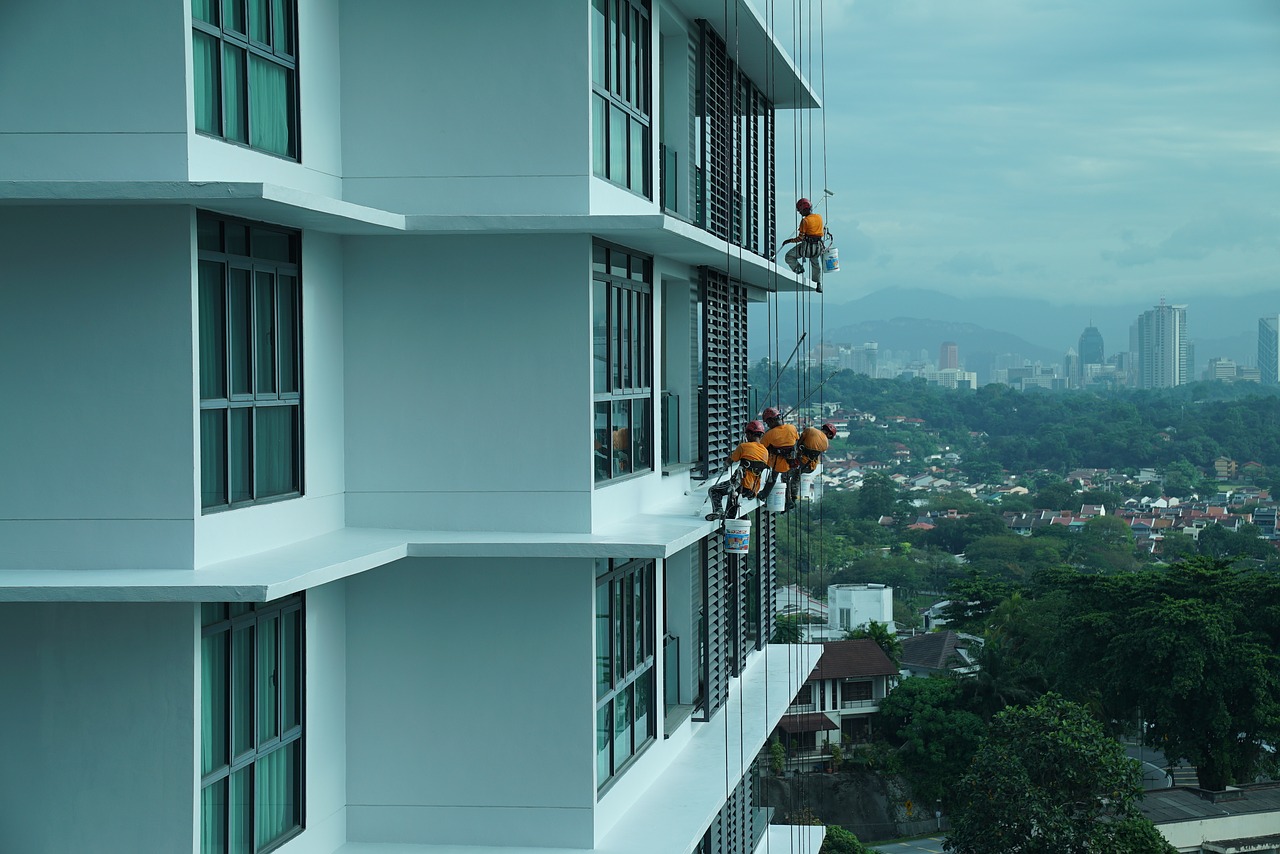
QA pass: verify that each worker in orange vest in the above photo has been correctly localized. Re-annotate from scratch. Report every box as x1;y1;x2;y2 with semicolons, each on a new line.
782;197;825;291
706;421;770;521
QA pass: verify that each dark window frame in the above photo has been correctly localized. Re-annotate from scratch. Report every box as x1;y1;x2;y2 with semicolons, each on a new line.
199;212;303;512
192;0;300;160
200;594;305;853
595;558;657;791
593;242;654;485
591;0;652;197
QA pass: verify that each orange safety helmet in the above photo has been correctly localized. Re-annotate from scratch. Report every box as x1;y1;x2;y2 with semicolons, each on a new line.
746;420;767;435
821;423;837;439
796;198;813;213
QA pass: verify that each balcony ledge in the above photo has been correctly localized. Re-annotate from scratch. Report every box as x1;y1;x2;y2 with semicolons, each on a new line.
0;494;732;602
0;181;816;293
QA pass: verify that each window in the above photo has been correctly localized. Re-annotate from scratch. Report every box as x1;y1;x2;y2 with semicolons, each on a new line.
593;243;653;483
192;0;298;158
201;596;304;853
596;558;656;789
838;607;851;630
591;0;651;195
842;680;873;704
198;213;302;511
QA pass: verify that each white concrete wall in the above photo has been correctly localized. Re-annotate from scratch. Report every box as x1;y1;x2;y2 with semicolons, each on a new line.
196;230;347;566
339;0;590;215
0;206;197;570
344;556;595;848
1158;812;1280;852
277;581;349;854
0;602;197;853
657;6;695;218
828;585;896;634
343;233;595;532
0;0;189;180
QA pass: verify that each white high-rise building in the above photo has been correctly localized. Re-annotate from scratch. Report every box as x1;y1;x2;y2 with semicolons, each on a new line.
1136;300;1190;389
0;3;825;852
1260;315;1280;385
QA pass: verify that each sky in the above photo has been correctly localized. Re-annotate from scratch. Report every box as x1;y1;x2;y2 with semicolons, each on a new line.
763;0;1280;308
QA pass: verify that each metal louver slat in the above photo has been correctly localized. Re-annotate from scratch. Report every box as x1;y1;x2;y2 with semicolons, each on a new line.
699;531;728;720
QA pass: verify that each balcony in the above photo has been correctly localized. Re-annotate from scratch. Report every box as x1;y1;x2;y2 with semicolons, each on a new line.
839;698;881;712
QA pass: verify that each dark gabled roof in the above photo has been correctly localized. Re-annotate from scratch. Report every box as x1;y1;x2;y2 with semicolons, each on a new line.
777;713;839;733
811;639;898;679
899;631;964;671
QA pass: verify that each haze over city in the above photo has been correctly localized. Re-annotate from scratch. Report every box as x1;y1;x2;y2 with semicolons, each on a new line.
767;0;1280;308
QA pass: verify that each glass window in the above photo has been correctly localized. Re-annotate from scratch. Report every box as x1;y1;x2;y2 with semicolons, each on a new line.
590;0;651;196
595;560;656;789
592;242;653;485
192;0;298;159
198;212;302;512
201;595;304;852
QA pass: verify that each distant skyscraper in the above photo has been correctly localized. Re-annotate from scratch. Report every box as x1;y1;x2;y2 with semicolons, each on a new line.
1078;325;1104;366
1136;300;1189;389
1260;315;1280;385
1063;348;1079;388
939;341;959;370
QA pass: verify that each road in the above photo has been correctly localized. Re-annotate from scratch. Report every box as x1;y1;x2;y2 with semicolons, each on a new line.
871;837;947;854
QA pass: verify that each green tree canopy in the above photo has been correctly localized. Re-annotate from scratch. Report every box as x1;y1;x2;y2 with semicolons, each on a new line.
1049;558;1280;789
946;694;1165;854
875;676;985;809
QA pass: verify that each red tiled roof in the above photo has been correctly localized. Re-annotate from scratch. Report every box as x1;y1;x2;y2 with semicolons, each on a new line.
812;639;899;679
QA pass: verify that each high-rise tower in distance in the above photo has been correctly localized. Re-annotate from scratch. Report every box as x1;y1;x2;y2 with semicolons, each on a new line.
939;341;959;370
1136;300;1189;389
1078;325;1104;367
1260;315;1280;385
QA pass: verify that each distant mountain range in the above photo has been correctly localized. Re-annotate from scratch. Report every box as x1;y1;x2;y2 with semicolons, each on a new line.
747;286;1273;371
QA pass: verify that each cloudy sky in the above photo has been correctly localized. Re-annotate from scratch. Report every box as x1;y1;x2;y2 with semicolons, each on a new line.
767;0;1280;307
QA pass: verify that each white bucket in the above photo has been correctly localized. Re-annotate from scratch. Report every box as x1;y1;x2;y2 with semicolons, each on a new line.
823;247;840;273
766;485;787;513
724;518;751;554
799;469;819;501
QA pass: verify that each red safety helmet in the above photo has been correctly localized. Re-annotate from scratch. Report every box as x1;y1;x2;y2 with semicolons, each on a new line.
746;420;767;435
760;406;783;422
796;198;813;213
821;423;837;439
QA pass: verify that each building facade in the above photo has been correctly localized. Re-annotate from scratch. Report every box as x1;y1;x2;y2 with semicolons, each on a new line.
1136;301;1190;389
0;2;826;852
1260;315;1280;386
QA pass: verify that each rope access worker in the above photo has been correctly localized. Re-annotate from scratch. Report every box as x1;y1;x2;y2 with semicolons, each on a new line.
782;197;825;292
706;421;770;521
758;406;800;505
784;423;837;504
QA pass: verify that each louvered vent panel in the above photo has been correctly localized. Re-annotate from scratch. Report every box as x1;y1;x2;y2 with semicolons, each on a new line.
699;21;732;241
759;509;777;651
700;268;749;478
701;532;729;718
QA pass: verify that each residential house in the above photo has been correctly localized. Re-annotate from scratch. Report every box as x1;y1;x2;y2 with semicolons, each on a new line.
775;640;899;767
1214;457;1239;482
0;2;826;852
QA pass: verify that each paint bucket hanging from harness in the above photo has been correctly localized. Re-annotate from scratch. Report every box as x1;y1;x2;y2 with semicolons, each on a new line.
823;246;840;273
724;518;751;554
